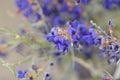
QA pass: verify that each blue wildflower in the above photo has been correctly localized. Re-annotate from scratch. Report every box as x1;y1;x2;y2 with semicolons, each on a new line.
88;28;97;39
54;37;70;53
15;43;24;53
72;34;80;42
51;16;65;26
108;20;115;28
53;51;61;57
68;27;76;35
78;25;88;35
114;45;119;51
117;0;120;7
44;0;53;4
16;0;29;11
60;3;69;12
0;52;7;57
46;36;55;42
54;36;64;44
0;38;6;44
23;6;33;18
32;13;42;22
32;64;37;70
72;6;82;19
77;0;80;3
82;35;95;46
47;28;71;53
44;72;51;80
18;28;26;36
81;0;91;5
103;0;115;10
50;61;54;66
42;5;52;16
69;20;80;29
58;0;65;4
17;70;28;79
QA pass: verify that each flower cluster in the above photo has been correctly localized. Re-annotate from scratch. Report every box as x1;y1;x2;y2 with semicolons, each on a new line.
103;0;120;10
47;27;71;53
15;0;92;26
76;0;91;5
91;20;120;64
17;62;54;80
47;20;97;54
47;20;120;64
15;0;41;22
17;64;41;80
17;69;28;79
68;20;97;47
40;0;83;26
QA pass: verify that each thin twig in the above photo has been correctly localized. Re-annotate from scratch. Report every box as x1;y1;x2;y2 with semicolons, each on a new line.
73;56;104;77
113;63;120;79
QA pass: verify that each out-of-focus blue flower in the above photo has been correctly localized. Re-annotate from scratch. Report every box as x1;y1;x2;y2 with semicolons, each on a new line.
69;21;80;28
44;0;53;4
18;28;26;36
23;6;33;17
114;45;119;51
0;38;6;44
88;28;96;38
80;48;93;58
81;0;91;5
72;34;80;42
108;20;115;28
117;0;120;7
74;62;81;71
82;35;95;46
0;52;7;57
103;0;115;10
32;64;37;70
60;3;69;12
51;16;65;26
44;72;51;80
53;51;61;57
77;24;88;35
17;70;28;79
58;0;65;4
15;43;24;53
32;13;42;22
15;0;41;22
72;6;82;19
50;61;54;66
77;0;81;3
16;0;29;11
42;5;52;16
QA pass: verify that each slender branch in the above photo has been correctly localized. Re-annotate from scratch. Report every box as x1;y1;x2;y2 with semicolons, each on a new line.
113;63;120;79
73;56;104;77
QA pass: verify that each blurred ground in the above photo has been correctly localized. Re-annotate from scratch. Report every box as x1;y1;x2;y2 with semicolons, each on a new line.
0;0;24;79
